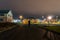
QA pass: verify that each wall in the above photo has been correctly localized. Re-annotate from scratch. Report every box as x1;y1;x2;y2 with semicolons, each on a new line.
7;10;13;22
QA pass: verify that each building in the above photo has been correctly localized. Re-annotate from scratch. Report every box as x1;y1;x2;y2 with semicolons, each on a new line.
0;10;13;22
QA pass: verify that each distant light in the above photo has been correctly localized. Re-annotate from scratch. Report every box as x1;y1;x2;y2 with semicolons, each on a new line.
13;20;17;23
47;16;52;20
42;16;44;18
56;16;58;17
19;15;23;19
56;16;58;18
12;19;21;23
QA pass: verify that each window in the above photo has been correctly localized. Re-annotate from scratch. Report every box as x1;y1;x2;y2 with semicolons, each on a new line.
8;14;12;17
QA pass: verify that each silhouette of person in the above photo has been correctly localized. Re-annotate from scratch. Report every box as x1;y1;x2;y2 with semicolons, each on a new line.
28;19;30;27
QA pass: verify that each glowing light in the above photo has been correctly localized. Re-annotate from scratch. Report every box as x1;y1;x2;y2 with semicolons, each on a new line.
42;16;44;18
22;19;28;24
12;19;21;23
19;15;23;19
47;16;52;20
13;20;17;23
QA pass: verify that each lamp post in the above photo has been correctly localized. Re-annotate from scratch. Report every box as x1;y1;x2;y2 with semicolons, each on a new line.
19;15;23;23
47;16;52;26
19;15;23;19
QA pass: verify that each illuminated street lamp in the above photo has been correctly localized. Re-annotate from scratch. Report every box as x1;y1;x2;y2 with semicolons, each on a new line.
47;16;52;25
19;15;23;23
47;16;52;20
19;15;23;19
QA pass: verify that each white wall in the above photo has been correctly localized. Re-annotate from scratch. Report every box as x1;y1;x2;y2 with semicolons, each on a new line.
7;10;13;22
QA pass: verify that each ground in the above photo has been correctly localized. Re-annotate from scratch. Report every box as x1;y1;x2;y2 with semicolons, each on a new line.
0;23;60;40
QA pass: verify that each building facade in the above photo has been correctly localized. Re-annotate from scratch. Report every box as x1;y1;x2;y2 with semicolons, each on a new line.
0;10;13;22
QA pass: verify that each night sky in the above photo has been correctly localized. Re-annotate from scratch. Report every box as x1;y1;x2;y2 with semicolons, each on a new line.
0;0;60;18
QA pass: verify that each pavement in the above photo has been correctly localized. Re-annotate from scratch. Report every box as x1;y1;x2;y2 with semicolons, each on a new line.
0;25;60;40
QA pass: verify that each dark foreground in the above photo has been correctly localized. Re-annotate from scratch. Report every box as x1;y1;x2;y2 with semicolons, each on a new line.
0;24;60;40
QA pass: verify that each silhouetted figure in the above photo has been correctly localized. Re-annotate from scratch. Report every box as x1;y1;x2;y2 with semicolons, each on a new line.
28;20;30;27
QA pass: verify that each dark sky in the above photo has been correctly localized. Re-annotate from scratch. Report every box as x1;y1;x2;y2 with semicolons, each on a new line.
0;0;60;18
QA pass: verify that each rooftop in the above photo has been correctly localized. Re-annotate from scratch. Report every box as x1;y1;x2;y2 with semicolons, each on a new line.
0;10;9;16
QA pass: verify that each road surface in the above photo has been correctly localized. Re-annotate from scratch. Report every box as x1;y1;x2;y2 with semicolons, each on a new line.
0;25;60;40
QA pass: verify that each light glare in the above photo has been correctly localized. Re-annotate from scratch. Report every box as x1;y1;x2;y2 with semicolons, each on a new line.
47;16;52;20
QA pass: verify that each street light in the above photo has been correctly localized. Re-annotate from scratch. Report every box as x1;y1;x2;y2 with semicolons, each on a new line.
19;15;23;19
19;15;23;24
47;16;52;20
47;16;52;26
